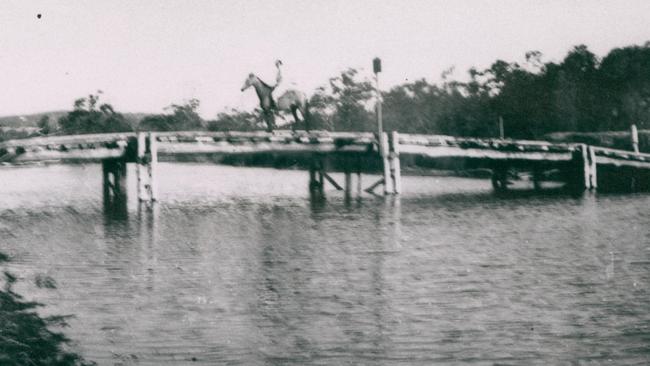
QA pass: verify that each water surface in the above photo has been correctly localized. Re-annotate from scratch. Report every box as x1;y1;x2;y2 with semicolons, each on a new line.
1;163;649;365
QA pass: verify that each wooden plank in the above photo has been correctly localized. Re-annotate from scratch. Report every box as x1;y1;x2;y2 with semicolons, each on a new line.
156;142;370;154
592;146;650;161
11;148;127;162
595;155;650;169
399;144;573;161
0;132;134;148
323;172;343;190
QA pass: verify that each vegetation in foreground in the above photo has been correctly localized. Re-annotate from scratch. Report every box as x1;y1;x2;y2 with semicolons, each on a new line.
0;253;94;366
2;42;650;147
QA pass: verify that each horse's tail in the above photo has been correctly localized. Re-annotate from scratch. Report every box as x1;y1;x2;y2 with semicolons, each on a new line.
273;60;283;90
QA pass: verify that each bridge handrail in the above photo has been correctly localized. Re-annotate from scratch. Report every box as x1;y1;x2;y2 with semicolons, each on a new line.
0;130;378;150
397;133;578;153
591;145;650;161
0;132;136;148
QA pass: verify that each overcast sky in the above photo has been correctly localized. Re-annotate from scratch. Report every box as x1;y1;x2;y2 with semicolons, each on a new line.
1;0;649;118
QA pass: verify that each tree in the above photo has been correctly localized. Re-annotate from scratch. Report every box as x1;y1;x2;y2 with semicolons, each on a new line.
207;109;261;131
598;44;650;130
37;115;51;135
139;98;204;131
58;92;132;134
326;68;375;131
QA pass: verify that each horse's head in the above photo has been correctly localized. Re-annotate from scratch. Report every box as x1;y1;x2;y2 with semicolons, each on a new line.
241;73;257;92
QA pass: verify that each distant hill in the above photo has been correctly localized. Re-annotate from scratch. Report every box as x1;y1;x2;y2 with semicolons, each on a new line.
0;111;152;128
0;111;68;127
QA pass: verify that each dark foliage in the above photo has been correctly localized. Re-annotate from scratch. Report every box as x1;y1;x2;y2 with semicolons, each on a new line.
139;99;204;131
0;254;94;366
58;92;132;135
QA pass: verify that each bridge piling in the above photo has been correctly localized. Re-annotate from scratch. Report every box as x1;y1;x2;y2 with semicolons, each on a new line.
356;156;362;198
588;145;597;190
567;144;597;191
380;132;393;195
136;132;158;202
491;162;511;192
390;131;402;194
102;158;127;204
344;166;352;201
532;165;543;191
148;133;158;201
309;154;325;197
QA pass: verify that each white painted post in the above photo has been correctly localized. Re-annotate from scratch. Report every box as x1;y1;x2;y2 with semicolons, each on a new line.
381;132;393;195
588;145;597;190
137;132;148;201
631;124;639;154
391;131;402;194
581;144;591;190
148;132;158;201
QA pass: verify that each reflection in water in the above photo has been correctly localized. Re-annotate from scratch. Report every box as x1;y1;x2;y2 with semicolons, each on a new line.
2;164;650;364
103;195;128;222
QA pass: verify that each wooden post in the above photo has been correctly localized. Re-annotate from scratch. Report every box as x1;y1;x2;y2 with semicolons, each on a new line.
568;144;593;191
309;158;317;193
356;163;362;198
344;163;352;201
309;154;324;196
102;159;127;203
137;132;149;201
532;165;542;191
148;132;158;201
374;57;383;137
499;116;505;139
588;145;597;190
390;131;402;194
136;132;157;202
102;160;111;203
581;144;591;190
491;164;508;192
317;161;324;196
115;160;127;198
380;132;393;195
631;124;639;154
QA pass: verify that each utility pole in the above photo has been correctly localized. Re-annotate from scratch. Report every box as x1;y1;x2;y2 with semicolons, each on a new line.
373;57;383;136
499;116;505;139
373;57;392;194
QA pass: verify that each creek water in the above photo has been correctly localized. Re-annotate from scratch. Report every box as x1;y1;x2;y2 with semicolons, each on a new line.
1;163;649;365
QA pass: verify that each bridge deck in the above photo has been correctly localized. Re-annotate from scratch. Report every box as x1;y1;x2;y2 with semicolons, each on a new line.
2;130;650;169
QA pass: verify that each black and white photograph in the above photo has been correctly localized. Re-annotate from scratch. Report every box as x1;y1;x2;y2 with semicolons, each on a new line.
1;1;650;365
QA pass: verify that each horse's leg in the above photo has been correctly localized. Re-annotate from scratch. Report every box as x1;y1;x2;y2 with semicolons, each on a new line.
298;104;310;132
290;106;300;131
263;109;275;132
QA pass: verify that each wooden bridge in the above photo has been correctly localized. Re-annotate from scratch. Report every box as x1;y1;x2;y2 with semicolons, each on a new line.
2;130;650;203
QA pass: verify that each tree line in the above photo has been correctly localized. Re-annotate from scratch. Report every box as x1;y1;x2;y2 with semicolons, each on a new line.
25;42;650;140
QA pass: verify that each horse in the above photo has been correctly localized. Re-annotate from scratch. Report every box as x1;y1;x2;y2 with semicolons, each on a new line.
240;61;310;132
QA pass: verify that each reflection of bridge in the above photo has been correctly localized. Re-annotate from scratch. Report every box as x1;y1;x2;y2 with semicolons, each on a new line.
2;130;650;203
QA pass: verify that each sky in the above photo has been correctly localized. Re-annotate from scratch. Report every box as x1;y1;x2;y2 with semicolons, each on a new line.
1;0;649;118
